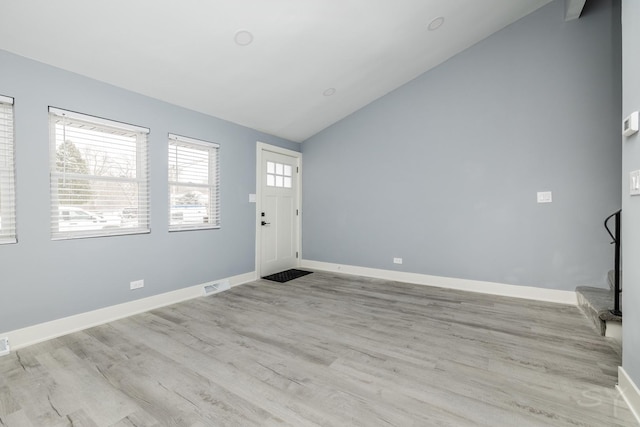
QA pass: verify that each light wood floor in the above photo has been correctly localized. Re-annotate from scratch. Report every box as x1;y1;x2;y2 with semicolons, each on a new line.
0;271;636;426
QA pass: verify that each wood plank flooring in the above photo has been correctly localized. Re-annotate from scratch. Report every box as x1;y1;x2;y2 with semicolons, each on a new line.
0;271;636;426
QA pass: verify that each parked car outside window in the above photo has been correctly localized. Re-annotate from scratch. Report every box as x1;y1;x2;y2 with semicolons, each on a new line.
58;206;107;232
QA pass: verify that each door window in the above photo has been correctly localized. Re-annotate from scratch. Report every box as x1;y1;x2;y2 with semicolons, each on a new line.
266;161;292;188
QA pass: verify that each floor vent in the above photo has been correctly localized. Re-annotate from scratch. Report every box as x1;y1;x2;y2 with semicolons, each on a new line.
203;280;231;296
0;337;9;357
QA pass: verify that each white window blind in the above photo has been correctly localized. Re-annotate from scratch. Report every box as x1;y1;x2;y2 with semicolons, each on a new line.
49;107;150;239
168;134;220;231
0;95;16;244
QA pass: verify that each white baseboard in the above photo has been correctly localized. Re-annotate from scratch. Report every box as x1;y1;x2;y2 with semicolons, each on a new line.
1;271;256;352
605;321;622;341
618;367;640;424
301;260;577;305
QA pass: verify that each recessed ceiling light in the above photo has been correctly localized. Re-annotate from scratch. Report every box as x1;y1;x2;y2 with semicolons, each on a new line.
234;30;253;46
323;88;336;97
428;16;445;31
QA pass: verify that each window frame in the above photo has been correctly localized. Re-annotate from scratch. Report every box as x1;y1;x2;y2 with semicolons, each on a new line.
48;107;150;240
168;133;220;232
0;95;16;245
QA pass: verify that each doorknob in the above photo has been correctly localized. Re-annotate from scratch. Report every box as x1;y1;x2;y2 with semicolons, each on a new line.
261;221;271;226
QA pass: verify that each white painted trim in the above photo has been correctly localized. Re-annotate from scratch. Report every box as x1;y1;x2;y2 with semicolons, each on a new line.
605;321;622;341
618;367;640;424
255;142;302;278
301;260;577;305
0;271;256;352
256;142;301;159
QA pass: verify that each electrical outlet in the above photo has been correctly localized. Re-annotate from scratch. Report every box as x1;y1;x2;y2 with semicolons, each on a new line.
393;257;403;264
631;170;640;196
130;279;144;290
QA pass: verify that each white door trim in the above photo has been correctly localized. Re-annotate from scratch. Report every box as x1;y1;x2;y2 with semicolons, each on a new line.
255;142;302;278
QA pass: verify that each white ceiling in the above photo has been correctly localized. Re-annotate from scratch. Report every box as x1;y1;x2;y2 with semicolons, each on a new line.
0;0;551;142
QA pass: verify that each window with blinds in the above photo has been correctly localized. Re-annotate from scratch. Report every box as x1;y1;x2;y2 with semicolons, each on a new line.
168;134;220;231
49;107;150;239
0;95;16;245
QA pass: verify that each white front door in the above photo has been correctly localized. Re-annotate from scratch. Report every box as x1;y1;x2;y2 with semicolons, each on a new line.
258;146;300;277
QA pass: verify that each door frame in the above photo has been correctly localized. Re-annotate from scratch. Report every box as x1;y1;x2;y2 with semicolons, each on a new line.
255;142;302;278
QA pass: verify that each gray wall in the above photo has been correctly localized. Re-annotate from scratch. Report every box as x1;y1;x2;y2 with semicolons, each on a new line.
621;0;640;392
0;49;298;333
302;0;621;291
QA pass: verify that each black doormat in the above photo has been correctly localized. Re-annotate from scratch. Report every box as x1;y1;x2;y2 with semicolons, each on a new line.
262;269;313;283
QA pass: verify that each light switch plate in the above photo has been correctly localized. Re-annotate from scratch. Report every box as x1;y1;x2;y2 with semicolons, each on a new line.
537;191;552;203
249;193;256;203
630;170;640;196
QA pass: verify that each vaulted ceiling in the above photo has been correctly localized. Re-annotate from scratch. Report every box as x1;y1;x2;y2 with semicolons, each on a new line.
0;0;553;142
